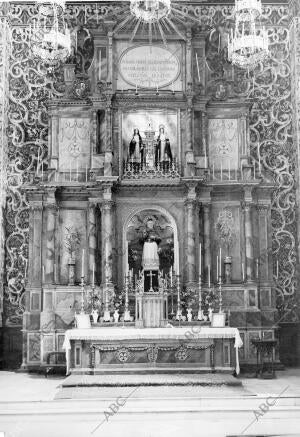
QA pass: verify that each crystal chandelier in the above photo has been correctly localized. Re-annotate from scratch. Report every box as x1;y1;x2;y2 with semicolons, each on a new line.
228;0;268;69
31;0;71;64
130;0;171;22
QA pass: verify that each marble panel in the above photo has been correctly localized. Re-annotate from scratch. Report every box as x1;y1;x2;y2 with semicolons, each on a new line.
223;290;245;307
28;333;41;362
42;334;54;362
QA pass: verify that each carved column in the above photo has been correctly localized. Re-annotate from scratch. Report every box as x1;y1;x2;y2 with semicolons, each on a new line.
257;204;270;281
184;184;197;284
203;202;212;284
28;201;43;286
44;190;57;284
88;200;97;284
242;188;254;281
101;199;114;285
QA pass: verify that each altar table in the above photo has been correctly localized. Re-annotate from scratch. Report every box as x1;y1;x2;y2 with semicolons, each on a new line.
63;326;243;375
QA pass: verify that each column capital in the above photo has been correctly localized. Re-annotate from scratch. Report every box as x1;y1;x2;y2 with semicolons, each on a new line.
29;201;43;212
101;199;115;211
184;198;197;209
256;203;270;214
243;185;253;203
241;201;252;212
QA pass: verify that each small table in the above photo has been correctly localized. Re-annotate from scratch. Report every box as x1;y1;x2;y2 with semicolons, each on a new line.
251;339;277;379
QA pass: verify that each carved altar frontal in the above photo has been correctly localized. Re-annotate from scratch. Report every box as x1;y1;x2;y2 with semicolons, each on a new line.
64;327;241;375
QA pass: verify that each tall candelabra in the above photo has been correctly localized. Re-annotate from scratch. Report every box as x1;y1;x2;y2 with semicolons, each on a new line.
123;274;131;322
103;272;111;322
175;274;182;321
218;274;223;313
80;274;85;313
197;274;204;320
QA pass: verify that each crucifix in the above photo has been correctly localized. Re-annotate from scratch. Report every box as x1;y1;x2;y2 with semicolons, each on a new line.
146;270;155;292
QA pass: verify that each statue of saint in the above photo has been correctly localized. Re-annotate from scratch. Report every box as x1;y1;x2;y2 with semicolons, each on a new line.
129;128;144;165
155;124;172;165
141;218;161;292
141;218;161;271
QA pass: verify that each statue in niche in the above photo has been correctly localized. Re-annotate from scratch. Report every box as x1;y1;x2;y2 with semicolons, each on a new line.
129;128;144;168
155;125;172;166
140;218;161;291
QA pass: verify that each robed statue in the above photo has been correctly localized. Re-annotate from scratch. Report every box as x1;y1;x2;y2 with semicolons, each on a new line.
140;218;161;291
129;128;144;166
155;124;172;166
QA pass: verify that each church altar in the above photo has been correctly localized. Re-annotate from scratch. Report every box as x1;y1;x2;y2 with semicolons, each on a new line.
63;326;243;376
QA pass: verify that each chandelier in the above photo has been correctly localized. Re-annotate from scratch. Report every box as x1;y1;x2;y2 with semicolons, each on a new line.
30;0;71;65
228;0;268;69
130;0;171;23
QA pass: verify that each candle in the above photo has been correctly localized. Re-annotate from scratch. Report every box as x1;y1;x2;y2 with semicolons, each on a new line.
37;150;40;175
208;264;211;288
135;83;138;93
199;243;202;276
156;84;159;94
195;52;201;82
217;255;219;280
42;265;45;283
170;266;173;287
258;143;261;173
54;263;57;283
212;163;215;179
256;258;259;279
92;263;95;287
81;249;85;277
219;248;222;279
242;262;245;282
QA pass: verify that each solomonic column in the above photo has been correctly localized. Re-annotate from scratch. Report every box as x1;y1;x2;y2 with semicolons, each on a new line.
88;200;97;285
44;189;57;284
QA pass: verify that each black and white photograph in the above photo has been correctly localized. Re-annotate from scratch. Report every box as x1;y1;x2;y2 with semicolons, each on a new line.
0;0;299;436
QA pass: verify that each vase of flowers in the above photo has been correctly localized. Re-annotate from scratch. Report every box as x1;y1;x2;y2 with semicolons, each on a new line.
64;227;81;285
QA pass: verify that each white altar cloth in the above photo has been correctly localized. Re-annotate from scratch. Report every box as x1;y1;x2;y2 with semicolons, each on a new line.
63;326;243;374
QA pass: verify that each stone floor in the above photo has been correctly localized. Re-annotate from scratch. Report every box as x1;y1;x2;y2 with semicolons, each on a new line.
0;368;299;437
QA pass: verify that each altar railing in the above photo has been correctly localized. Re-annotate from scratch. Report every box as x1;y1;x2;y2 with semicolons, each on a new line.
123;158;180;180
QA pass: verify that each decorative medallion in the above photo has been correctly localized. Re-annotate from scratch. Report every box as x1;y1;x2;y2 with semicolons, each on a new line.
116;347;131;363
72;78;90;100
147;345;159;362
175;345;188;361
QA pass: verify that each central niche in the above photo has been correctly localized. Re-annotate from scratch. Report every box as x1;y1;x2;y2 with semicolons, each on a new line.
121;109;179;176
126;209;174;290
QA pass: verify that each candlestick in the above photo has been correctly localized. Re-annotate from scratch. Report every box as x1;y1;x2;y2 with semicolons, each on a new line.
42;265;45;283
92;262;95;287
170;266;173;287
199;243;202;276
195;52;201;82
217;255;219;280
208;264;211;288
242;262;245;282
219;248;222;281
81;249;85;278
256;258;259;279
197;272;203;321
258;143;261;173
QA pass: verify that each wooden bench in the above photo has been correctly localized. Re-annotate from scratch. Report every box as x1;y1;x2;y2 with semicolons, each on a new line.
45;352;66;377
